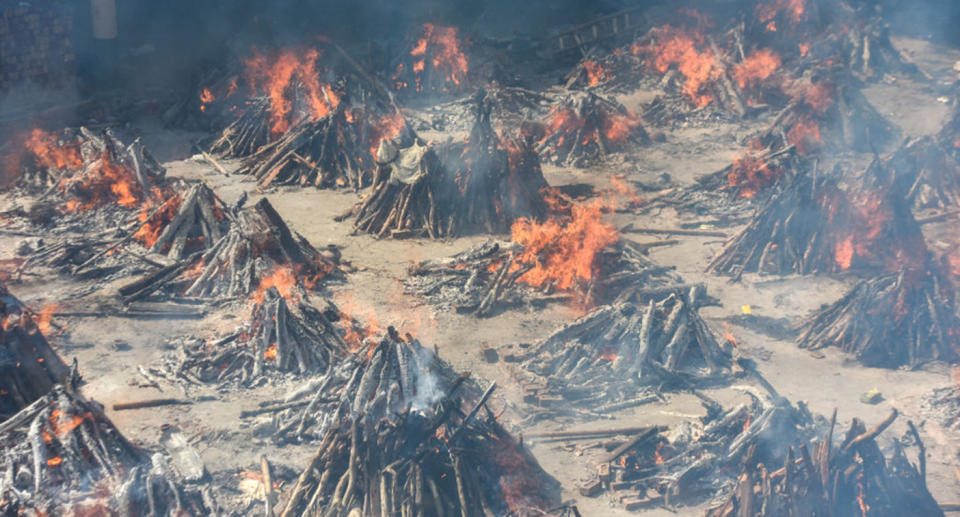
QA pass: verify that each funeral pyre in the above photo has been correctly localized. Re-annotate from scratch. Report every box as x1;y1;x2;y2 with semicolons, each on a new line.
277;329;561;517
118;197;343;303
405;195;680;316
206;45;407;190
518;285;731;419
343;92;550;239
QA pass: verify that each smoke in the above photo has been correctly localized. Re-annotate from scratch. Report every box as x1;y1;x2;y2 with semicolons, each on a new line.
408;343;444;411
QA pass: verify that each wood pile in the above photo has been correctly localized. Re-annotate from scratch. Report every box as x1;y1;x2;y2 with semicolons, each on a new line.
15;127;166;215
257;326;467;444
0;283;72;422
707;409;942;517
150;287;350;388
0;385;218;516
575;379;816;511
707;172;927;277
798;266;960;368
232;104;410;190
866;133;960;211
345;92;550;239
405;239;680;317
208;96;275;158
136;182;232;261
519;286;730;416
278;363;559;517
118;197;343;303
536;91;649;168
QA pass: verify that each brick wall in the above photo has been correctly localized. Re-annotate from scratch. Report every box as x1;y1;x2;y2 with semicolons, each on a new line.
0;1;76;91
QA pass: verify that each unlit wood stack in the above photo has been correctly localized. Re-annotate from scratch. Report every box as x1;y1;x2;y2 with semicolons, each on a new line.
0;284;71;422
867;134;960;211
707;409;942;517
798;266;960;368
0;385;217;516
208;96;274;158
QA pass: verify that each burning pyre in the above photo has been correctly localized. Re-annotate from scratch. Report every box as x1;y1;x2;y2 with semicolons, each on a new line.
9;127;167;221
707;171;927;277
536;91;649;168
0;386;218;516
708;409;941;517
278;332;560;517
392;22;470;95
345;92;550;238
1;283;72;422
206;45;404;189
118;198;343;303
575;376;816;512
405;197;680;316
519;286;731;417
151;286;351;387
798;266;960;368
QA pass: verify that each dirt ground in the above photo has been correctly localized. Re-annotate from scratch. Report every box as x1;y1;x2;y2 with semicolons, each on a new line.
4;35;960;516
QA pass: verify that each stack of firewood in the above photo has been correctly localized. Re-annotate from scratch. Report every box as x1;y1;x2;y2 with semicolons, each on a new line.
16;127;166;211
575;378;816;511
707;409;941;517
208;96;275;158
405;239;680;317
0;283;72;421
707;171;926;277
233;103;411;190
118;198;343;303
798;266;960;368
278;355;559;517
137;182;233;261
150;286;351;387
867;130;960;211
536;91;649;168
345;92;551;239
0;385;218;516
519;286;730;416
252;326;468;444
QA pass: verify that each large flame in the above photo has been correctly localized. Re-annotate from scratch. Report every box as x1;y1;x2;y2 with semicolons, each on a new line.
635;24;720;107
133;193;184;248
406;23;469;92
25;129;82;170
243;47;341;136
582;60;609;87
732;49;782;90
510;198;619;292
728;146;779;198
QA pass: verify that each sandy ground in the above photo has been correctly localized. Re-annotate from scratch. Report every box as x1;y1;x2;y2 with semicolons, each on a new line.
4;35;960;516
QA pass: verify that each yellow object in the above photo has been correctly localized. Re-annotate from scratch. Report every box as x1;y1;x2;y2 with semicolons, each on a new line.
741;305;752;315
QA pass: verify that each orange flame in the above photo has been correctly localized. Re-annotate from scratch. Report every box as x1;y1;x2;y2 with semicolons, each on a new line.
133;193;184;248
47;457;63;467
35;304;59;336
25;129;82;170
786;115;822;155
728;146;779;197
244;47;341;136
406;23;469;92
334;291;382;356
252;267;299;304
722;322;738;346
49;408;93;438
582;60;608;87
635;24;720;107
510;198;618;292
264;343;278;360
733;49;782;90
654;441;665;465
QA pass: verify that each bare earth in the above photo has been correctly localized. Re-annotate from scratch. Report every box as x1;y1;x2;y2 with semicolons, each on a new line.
4;36;960;516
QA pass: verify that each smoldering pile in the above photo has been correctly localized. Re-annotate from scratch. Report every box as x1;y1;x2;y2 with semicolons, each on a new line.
0;386;219;516
405;236;680;318
149;286;353;388
518;285;731;419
